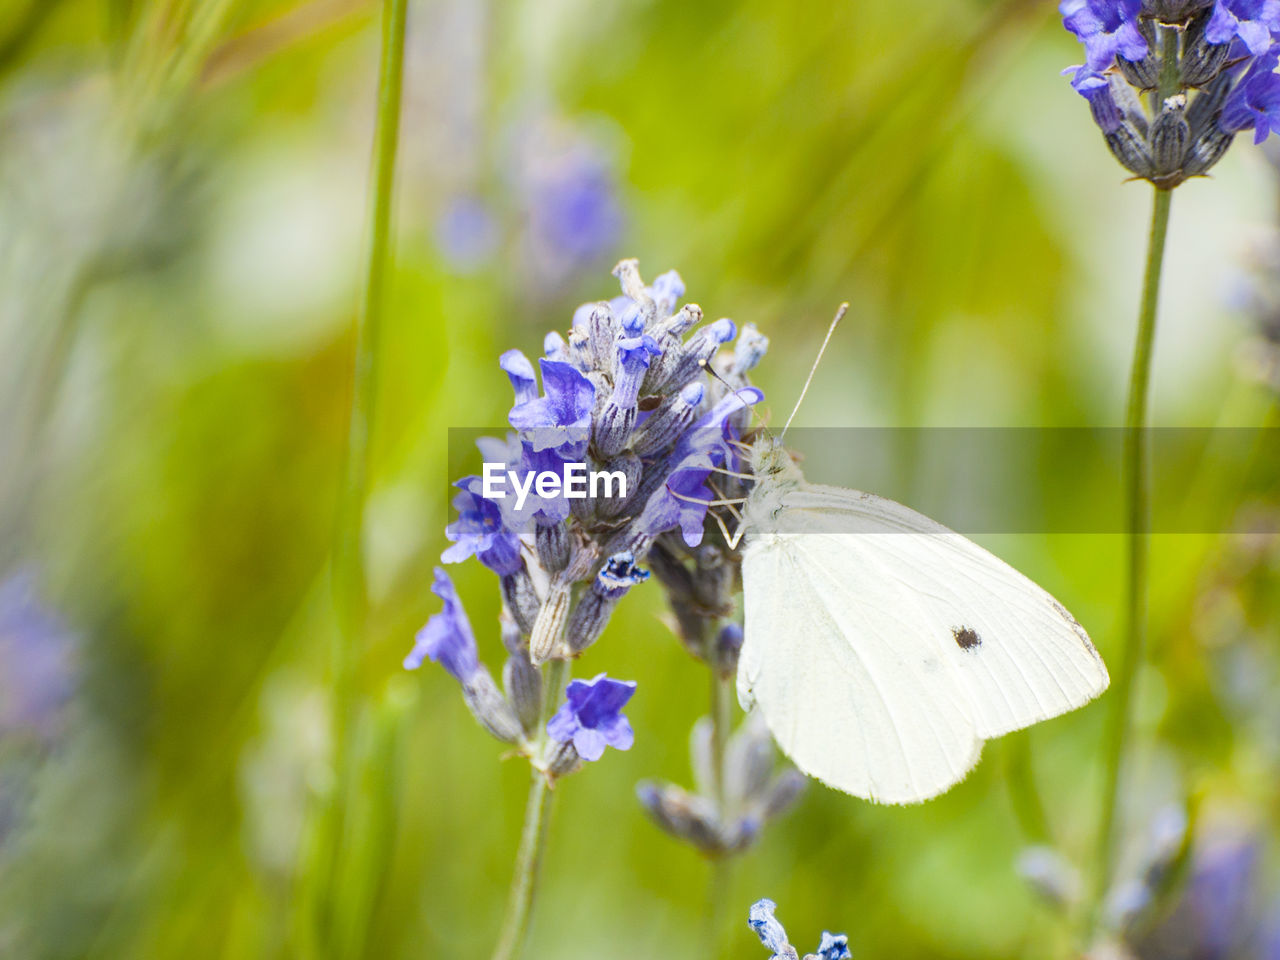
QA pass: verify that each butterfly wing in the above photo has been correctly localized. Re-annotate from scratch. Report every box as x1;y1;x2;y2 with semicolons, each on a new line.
739;483;1108;804
740;531;983;804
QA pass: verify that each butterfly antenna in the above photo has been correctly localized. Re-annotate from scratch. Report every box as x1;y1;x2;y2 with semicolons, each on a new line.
698;358;774;441
781;302;848;440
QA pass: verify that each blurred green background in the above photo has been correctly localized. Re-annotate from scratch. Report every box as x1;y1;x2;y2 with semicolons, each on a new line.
1;0;1279;957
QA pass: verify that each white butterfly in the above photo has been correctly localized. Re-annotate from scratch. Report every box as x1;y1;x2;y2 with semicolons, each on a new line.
726;308;1109;805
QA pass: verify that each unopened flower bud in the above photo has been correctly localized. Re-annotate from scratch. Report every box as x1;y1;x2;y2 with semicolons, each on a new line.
635;780;725;852
733;323;770;374
715;622;744;677
1181;13;1231;86
632;382;705;456
654;303;702;339
529;581;572;664
761;769;807;819
536;521;570;574
503;648;542;735
461;670;524;743
500;567;541;635
612;258;657;330
545;739;582;778
595;452;642;519
1151;94;1190;181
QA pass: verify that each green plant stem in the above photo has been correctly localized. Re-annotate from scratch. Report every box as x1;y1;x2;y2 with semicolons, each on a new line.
490;658;571;960
1091;26;1181;922
313;0;407;949
706;670;734;959
332;0;408;750
1094;184;1173;910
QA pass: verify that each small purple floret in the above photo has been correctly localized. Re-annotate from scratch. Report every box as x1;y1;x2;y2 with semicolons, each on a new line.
1221;51;1280;143
1206;0;1280;57
1060;0;1148;71
545;673;636;761
404;568;480;680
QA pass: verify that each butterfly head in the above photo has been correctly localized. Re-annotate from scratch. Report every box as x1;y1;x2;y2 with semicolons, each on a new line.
748;435;802;485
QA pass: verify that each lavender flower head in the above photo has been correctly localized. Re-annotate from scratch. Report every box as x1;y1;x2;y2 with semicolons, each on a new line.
512;120;625;285
406;260;767;768
546;673;635;761
1061;0;1280;184
0;571;76;740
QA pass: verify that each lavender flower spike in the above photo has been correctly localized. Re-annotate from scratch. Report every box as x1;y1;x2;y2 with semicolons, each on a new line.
546;673;636;761
404;568;480;678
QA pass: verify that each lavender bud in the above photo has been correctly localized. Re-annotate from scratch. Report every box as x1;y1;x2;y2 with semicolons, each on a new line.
748;900;797;960
461;670;524;743
653;318;738;394
612;258;657;329
715;622;744;677
564;589;619;655
653;303;703;339
631;382;705;456
725;710;776;802
544;331;569;362
733;322;770;374
1117;19;1158;89
546;739;582;778
693;546;735;622
595;452;642;519
503;648;542;735
574;302;617;371
529;581;572;664
500;567;541;635
635;780;725;852
1105;122;1156;179
536;521;570;574
1150;94;1190;180
761;769;807;819
1181;12;1230;86
568;328;593;369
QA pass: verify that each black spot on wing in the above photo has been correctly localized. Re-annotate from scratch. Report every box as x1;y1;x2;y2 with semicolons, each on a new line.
952;626;982;651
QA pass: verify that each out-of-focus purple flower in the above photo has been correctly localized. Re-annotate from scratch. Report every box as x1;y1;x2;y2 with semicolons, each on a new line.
545;673;635;761
434;194;499;272
404;568;480;678
1061;0;1148;70
508;358;595;456
1206;0;1280;56
526;145;624;270
1221;51;1280;143
442;480;525;574
0;571;75;739
1129;831;1271;960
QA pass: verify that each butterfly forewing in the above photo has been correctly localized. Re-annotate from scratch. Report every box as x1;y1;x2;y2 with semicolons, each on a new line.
739;479;1109;804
